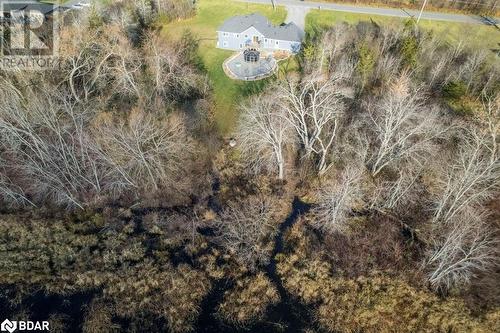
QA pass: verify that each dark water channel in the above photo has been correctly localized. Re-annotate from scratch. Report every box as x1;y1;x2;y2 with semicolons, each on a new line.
192;197;313;333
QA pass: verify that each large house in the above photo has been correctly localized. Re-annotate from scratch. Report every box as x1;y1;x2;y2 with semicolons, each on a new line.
217;13;303;53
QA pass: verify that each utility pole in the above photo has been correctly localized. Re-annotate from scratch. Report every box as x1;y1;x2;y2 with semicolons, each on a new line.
271;0;276;11
417;0;428;24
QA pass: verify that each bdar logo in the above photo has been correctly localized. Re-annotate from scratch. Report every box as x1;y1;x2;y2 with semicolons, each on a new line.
0;319;17;333
0;319;49;332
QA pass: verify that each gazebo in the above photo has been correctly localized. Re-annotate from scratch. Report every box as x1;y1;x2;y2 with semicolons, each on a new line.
243;48;260;63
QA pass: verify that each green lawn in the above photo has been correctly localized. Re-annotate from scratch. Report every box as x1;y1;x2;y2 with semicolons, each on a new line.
162;0;286;134
417;19;500;51
306;9;500;51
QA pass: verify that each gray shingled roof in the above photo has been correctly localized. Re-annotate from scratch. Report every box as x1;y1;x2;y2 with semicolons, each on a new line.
217;13;303;42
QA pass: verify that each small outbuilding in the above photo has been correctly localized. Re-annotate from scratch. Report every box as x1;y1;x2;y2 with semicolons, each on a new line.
243;48;260;62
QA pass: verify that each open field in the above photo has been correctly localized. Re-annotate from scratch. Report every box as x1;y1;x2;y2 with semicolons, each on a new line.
306;9;500;51
311;0;500;16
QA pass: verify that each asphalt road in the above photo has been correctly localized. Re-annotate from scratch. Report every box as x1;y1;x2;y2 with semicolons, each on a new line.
240;0;499;25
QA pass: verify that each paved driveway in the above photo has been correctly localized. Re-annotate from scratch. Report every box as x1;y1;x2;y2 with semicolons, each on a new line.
239;0;499;25
285;5;309;30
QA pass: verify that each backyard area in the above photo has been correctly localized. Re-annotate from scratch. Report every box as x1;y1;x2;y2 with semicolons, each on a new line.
162;0;287;134
163;0;500;134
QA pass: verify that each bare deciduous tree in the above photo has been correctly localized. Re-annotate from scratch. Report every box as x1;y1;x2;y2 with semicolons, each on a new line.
312;24;353;75
478;93;500;162
60;25;127;102
109;41;143;100
456;50;487;94
426;208;499;291
153;0;195;20
94;109;195;192
61;24;205;107
373;53;401;85
132;0;155;25
313;168;363;233
428;48;457;88
365;74;446;177
0;158;34;207
143;33;206;104
237;93;294;180
432;130;500;225
370;167;423;212
279;76;346;174
0;81;104;208
211;197;277;270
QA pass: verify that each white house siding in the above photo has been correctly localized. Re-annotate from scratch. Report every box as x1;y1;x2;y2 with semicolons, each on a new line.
241;26;265;45
260;38;300;52
217;27;266;51
217;31;241;50
217;28;301;53
218;35;300;53
273;40;300;52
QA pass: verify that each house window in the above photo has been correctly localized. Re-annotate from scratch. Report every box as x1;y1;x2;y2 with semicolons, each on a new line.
265;38;268;43
223;32;228;37
245;34;248;38
223;41;228;47
275;41;279;45
239;43;243;49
